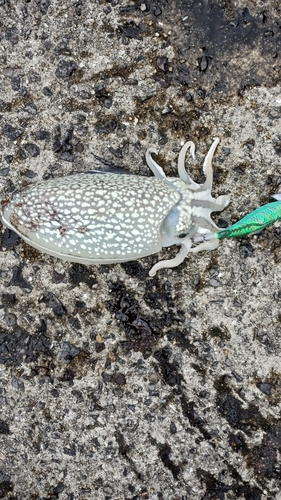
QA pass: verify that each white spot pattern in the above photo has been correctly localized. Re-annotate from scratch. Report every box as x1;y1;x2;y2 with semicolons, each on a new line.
6;173;180;261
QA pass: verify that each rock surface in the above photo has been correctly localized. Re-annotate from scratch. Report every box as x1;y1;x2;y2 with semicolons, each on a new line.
1;1;281;499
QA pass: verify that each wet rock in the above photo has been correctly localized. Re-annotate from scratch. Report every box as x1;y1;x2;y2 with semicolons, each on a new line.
174;64;189;86
23;102;37;115
196;87;206;99
112;372;126;386
12;376;25;392
40;0;51;15
44;40;52;50
154;347;182;386
76;113;86;122
95;86;109;103
102;372;112;383
42;86;53;96
209;278;220;287
80;90;91;100
249;444;276;477
35;129;50;141
257;382;272;396
75;142;84;152
153;6;162;16
0;479;14;498
170;422;177;434
118;21;143;40
21;5;28;18
0;420;10;434
104;96;112;108
139;3;149;12
18;148;28;160
9;265;32;293
0;100;11;112
11;76;21;91
1;229;20;250
95;85;112;108
61;342;80;363
229;432;246;452
25;51;33;59
4;313;17;327
63;446;76;456
237;7;252;23
52;270;66;284
21;169;37;178
159;444;181;479
43;292;66;316
0;330;51;366
68;316;81;331
68;264;96;287
2;124;23;140
60;151;74;162
24;143;40;157
95;342;105;353
239;240;254;258
108;147;123;159
0;167;10;176
76;126;88;136
222;147;231;155
54;44;72;56
55;60;78;80
199;55;208;72
217;392;265;428
52;124;75;161
273;136;281;156
156;56;169;72
96;119;117;134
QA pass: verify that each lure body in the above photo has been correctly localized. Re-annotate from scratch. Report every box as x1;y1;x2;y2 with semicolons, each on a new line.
216;201;281;239
194;197;281;243
1;139;230;276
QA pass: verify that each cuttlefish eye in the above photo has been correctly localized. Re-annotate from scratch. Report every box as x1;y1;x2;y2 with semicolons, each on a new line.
162;206;196;241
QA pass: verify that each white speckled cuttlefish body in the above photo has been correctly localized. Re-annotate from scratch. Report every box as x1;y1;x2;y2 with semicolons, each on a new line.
0;138;230;276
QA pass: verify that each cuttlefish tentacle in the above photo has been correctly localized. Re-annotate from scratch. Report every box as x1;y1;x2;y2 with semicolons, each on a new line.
145;147;166;179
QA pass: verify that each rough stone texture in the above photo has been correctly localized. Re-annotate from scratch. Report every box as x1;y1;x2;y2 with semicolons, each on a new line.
1;1;281;499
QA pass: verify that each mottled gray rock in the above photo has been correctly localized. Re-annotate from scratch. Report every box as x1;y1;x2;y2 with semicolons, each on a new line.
0;0;281;499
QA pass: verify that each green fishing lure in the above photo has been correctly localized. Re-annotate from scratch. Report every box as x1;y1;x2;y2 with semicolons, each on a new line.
194;194;281;243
